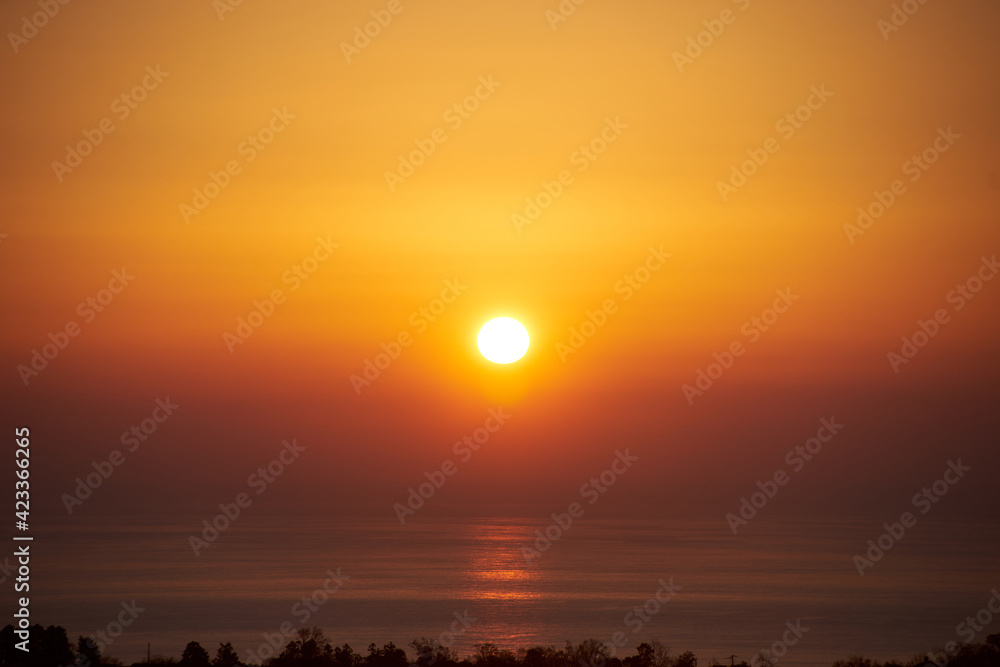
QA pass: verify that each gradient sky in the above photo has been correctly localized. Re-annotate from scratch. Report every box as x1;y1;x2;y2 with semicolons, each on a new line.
2;0;999;528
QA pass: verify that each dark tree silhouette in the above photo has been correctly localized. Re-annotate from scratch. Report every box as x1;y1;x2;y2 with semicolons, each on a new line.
180;643;211;667
37;627;74;667
0;625;73;667
623;644;653;667
212;644;241;667
675;652;697;667
76;637;101;667
410;638;456;667
0;625;23;667
519;646;557;667
332;645;357;667
2;623;999;667
565;640;608;667
471;644;515;667
830;658;873;667
144;656;179;667
270;628;335;667
364;643;407;667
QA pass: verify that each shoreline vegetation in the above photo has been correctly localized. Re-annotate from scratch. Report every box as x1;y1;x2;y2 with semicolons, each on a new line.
3;626;1000;667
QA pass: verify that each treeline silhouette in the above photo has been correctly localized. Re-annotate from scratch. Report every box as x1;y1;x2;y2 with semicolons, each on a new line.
3;625;1000;667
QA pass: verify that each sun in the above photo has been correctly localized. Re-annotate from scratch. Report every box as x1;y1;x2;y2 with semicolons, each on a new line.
477;317;530;364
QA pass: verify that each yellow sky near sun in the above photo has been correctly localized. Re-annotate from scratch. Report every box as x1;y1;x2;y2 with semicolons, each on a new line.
1;0;999;413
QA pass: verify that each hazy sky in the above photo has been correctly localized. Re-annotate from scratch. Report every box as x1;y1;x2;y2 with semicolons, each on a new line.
2;0;999;526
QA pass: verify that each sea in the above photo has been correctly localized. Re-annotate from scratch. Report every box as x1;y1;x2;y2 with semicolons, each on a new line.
29;515;999;667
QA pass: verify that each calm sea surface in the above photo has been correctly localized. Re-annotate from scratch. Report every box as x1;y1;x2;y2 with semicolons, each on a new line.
31;516;999;666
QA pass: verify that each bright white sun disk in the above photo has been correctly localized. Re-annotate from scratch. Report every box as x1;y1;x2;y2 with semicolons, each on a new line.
477;317;529;364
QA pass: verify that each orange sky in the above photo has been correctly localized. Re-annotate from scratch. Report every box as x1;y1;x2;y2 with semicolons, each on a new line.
2;0;999;520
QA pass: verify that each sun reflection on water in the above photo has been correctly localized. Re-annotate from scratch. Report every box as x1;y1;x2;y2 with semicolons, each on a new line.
463;521;542;602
